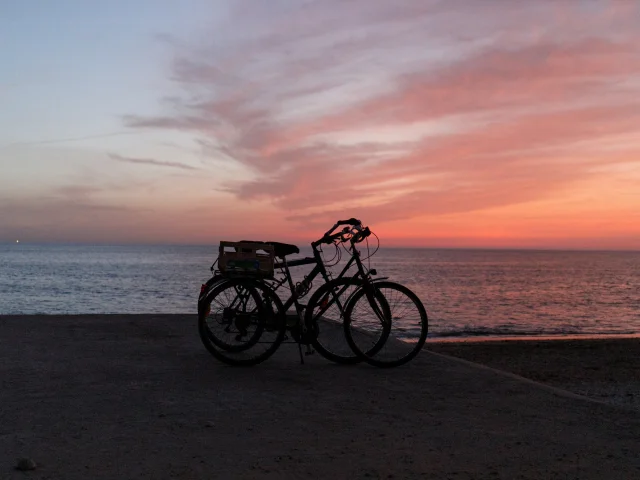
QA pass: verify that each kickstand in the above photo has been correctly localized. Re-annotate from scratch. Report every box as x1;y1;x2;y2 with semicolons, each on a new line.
298;342;304;365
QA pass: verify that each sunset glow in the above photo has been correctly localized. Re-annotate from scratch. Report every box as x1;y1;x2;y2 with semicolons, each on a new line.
1;0;639;249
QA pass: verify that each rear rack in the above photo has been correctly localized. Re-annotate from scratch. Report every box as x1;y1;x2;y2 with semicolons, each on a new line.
218;241;275;278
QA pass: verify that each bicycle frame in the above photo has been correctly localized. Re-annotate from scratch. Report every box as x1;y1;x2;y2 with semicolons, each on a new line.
200;240;366;314
272;245;362;315
301;242;389;328
197;222;393;365
198;243;379;349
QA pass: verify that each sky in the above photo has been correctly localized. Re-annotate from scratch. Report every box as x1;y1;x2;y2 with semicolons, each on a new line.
1;0;639;249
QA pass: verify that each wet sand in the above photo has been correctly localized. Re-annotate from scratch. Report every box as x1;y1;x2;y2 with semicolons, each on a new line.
1;314;639;479
427;337;640;411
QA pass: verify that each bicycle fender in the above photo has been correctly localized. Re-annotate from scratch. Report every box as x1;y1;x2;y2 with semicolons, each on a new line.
198;274;226;303
198;275;273;312
370;277;390;283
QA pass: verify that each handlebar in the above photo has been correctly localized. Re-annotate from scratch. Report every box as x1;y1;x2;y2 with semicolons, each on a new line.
312;218;369;248
323;218;361;237
337;218;360;227
350;225;371;244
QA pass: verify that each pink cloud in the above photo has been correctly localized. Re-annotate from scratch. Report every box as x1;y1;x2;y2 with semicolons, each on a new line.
123;0;640;242
107;153;199;171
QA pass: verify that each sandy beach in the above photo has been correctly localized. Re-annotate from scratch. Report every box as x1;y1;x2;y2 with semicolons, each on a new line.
427;337;640;412
1;314;639;479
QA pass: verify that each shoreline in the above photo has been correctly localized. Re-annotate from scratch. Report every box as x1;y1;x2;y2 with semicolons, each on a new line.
2;313;638;343
427;332;640;343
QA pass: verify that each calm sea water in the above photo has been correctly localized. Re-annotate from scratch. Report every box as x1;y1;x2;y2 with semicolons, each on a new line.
1;244;639;339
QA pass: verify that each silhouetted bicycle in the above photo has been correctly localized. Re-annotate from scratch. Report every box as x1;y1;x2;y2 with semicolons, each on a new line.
197;219;428;367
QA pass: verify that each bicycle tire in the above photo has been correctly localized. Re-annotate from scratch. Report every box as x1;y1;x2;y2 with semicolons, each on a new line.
198;278;286;366
203;279;265;354
344;281;428;368
304;277;389;364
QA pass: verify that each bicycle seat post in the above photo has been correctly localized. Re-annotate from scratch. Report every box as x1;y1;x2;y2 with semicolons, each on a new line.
281;258;307;331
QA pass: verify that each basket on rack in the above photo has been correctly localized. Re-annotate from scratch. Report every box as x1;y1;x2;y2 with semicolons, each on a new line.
217;241;275;278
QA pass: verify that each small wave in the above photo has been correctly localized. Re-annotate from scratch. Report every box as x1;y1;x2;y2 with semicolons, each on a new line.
429;326;638;339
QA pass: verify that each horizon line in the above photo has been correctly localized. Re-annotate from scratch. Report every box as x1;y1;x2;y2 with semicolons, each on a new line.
3;241;639;254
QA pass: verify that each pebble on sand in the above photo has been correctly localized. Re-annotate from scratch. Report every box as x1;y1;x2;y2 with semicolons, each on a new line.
15;458;37;471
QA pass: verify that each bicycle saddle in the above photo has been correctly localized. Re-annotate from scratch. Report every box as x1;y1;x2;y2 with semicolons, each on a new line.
239;240;300;258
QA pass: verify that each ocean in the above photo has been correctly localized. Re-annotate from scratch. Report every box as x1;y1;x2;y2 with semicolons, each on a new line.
1;243;639;339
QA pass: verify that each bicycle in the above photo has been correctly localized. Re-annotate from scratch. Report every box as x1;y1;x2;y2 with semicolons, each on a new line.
197;219;428;367
197;218;389;366
307;224;429;368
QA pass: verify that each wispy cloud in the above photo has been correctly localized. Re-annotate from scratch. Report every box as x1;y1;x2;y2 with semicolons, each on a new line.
0;131;137;149
107;153;199;171
123;0;640;234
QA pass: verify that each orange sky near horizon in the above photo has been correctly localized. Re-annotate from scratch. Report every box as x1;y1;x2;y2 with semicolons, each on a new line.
1;0;639;250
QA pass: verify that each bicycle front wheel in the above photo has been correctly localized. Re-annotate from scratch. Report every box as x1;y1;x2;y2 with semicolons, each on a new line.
344;281;428;368
304;277;389;364
198;278;286;366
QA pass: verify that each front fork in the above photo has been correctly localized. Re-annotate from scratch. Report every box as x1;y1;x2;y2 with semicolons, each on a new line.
278;262;316;363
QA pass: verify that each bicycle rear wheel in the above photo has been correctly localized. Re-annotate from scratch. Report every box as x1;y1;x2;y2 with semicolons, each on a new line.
198;278;286;366
304;277;389;364
344;281;428;368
